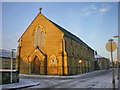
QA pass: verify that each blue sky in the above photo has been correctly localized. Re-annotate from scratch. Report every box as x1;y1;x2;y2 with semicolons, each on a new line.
2;2;118;59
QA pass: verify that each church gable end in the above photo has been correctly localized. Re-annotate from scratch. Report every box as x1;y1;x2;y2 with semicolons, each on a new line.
18;12;64;75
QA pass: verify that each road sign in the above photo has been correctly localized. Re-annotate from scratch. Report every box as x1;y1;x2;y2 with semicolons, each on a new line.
106;41;117;52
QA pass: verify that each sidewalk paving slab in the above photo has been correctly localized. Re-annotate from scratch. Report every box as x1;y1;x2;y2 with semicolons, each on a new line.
1;79;40;90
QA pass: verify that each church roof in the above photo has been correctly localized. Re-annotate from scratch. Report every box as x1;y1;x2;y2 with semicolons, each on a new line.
49;20;94;51
18;13;94;51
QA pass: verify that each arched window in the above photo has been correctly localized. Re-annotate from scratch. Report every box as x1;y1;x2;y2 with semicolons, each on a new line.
34;25;45;48
50;54;57;65
37;26;41;46
34;30;37;47
22;56;28;73
40;30;44;46
23;57;28;62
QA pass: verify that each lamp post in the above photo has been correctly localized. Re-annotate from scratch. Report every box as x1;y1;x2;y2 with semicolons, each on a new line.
79;60;82;74
113;35;119;80
10;49;16;83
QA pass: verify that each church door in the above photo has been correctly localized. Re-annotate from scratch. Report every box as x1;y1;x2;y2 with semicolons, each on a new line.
31;56;40;74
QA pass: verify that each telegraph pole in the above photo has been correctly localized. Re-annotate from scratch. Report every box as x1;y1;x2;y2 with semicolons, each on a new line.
10;50;13;83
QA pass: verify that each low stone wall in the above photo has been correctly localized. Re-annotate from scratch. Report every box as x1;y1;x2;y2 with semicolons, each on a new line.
0;70;19;85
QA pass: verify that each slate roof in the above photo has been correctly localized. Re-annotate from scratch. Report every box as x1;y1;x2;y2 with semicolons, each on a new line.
95;55;109;60
0;49;16;59
94;55;103;58
18;13;94;51
49;20;94;51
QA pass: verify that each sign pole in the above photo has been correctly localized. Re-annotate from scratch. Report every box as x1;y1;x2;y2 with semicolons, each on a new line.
109;39;115;90
117;47;119;80
10;49;16;83
10;50;13;83
106;39;117;90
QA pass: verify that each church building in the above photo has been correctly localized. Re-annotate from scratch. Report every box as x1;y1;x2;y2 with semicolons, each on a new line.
16;9;95;75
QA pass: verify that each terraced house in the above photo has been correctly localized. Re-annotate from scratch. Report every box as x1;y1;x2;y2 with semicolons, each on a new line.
16;9;95;75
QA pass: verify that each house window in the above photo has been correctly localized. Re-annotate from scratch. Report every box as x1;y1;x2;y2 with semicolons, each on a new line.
34;25;45;48
3;61;9;69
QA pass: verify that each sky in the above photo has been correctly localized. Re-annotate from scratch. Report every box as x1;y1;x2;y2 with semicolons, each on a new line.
2;2;119;60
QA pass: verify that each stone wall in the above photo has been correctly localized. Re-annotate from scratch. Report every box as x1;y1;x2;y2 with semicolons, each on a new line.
0;70;19;85
64;36;94;75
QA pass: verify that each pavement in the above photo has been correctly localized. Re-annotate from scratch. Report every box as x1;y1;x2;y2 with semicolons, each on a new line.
118;79;120;90
1;69;119;90
118;69;120;90
1;79;40;90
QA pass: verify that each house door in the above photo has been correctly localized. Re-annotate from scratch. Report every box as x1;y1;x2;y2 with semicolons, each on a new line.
31;56;40;74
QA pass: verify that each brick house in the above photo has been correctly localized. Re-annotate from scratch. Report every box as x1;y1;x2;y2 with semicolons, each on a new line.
0;49;16;69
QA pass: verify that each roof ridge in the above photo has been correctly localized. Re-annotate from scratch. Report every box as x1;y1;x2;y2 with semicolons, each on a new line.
49;20;94;50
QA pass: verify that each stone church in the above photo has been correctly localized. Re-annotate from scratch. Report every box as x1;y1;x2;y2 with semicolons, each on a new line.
16;9;95;75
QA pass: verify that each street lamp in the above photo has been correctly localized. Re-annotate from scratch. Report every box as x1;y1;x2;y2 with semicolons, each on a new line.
113;35;119;80
79;60;82;63
10;49;16;83
79;60;82;74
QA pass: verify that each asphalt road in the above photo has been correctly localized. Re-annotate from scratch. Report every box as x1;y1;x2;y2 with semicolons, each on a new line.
19;69;119;89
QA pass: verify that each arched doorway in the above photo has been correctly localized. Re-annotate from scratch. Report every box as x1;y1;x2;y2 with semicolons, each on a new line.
31;56;40;74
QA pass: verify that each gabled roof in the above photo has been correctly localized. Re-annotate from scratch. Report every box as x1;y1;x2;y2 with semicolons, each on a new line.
0;49;16;59
18;12;94;51
49;20;94;51
95;55;103;58
95;55;109;60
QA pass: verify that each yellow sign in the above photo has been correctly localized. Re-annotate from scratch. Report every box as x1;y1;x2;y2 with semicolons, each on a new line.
106;41;117;52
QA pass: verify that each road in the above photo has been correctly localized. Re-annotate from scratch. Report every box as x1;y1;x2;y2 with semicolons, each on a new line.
18;69;119;89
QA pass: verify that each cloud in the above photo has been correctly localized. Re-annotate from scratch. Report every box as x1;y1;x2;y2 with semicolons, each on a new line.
82;4;97;16
82;4;111;16
99;8;109;13
84;12;90;16
99;4;112;13
90;4;97;10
